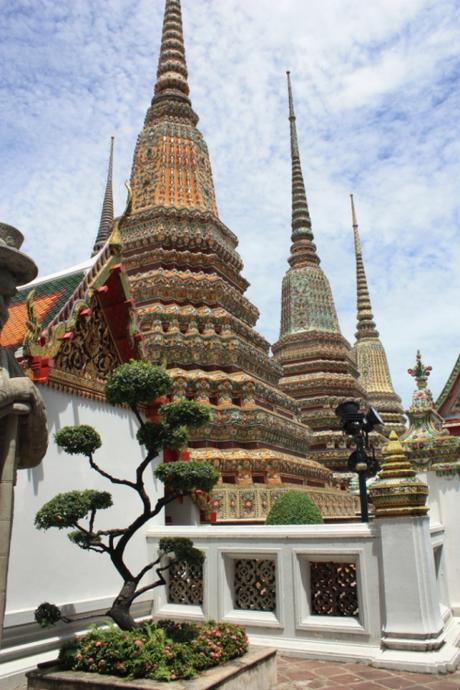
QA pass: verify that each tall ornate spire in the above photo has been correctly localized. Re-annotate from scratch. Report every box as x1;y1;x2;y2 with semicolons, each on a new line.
350;194;405;436
351;194;378;340
146;0;198;126
119;1;357;522
286;72;319;268
273;74;367;472
92;137;114;257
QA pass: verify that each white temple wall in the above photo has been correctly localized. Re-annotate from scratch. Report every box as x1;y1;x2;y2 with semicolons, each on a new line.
146;522;460;673
424;472;460;615
4;386;164;631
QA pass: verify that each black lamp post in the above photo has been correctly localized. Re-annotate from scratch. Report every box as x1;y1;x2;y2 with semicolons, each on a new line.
334;401;383;523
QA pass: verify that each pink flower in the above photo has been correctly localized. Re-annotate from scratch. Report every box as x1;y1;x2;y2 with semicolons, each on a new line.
134;639;143;647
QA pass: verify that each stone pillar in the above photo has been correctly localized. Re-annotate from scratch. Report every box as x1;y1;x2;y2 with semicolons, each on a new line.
426;467;460;615
370;432;443;650
378;516;444;650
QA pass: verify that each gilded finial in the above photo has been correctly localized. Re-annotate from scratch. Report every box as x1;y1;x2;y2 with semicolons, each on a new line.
109;180;132;250
369;431;428;518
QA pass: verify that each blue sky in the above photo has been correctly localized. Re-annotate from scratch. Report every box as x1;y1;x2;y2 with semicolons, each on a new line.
2;0;460;408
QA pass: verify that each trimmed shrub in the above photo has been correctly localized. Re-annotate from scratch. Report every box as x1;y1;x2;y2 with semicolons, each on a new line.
265;490;323;525
55;426;101;456
104;360;171;406
155;460;219;494
160;399;211;429
35;490;112;530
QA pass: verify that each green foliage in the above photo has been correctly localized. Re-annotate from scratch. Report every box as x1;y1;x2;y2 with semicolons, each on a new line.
55;425;101;456
105;361;171;406
59;623;195;682
35;602;63;628
155;460;219;494
136;422;188;455
163;425;188;450
68;530;101;549
58;620;248;681
159;537;204;566
35;490;113;530
136;421;165;455
265;490;323;525
160;400;211;429
156;620;199;644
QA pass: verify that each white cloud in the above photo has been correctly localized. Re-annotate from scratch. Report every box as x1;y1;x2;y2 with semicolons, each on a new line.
1;0;459;409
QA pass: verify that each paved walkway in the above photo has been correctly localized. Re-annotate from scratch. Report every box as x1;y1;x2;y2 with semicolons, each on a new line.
277;657;460;689
11;656;460;689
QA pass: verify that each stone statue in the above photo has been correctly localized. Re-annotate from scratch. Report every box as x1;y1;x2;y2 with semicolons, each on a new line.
0;223;48;646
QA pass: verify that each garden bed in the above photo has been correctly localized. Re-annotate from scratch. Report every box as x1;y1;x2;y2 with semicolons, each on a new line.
26;646;277;690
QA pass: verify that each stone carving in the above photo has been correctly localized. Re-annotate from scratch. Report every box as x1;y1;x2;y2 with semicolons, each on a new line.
168;560;203;606
54;299;118;381
0;223;48;645
310;561;358;617
234;559;276;612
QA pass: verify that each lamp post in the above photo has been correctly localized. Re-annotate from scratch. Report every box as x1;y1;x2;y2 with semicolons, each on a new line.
335;401;383;523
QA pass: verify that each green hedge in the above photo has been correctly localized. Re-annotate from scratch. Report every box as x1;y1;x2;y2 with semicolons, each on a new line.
265;490;323;525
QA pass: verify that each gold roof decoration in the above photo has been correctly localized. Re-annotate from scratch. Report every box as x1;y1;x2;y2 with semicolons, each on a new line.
350;194;406;436
369;431;428;518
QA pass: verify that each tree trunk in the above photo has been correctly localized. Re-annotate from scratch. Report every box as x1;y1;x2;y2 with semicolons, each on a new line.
106;580;138;630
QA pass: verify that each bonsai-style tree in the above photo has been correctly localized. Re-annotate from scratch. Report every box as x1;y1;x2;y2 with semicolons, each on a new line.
34;361;218;631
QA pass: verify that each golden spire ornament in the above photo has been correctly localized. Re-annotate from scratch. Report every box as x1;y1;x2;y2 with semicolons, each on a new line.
369;431;428;518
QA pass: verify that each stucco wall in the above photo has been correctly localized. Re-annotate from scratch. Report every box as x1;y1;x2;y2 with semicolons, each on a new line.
5;386;164;627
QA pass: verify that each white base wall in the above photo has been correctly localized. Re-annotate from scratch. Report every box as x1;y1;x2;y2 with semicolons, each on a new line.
424;472;460;615
2;387;164;660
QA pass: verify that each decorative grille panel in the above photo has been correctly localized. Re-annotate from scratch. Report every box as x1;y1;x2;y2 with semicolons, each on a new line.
168;560;203;605
234;559;276;612
310;561;358;617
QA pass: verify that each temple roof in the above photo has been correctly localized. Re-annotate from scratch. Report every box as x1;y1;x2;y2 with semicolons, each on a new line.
1;260;92;351
436;353;460;414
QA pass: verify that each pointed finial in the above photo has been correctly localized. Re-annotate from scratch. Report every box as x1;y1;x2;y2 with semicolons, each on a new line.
286;72;320;268
351;194;378;341
146;0;198;126
408;350;432;390
92;136;114;256
350;193;362;254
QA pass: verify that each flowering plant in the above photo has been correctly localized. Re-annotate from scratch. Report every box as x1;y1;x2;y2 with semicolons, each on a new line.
59;620;248;682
